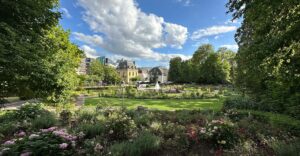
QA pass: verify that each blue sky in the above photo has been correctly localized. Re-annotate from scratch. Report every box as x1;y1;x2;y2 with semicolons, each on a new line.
59;0;241;67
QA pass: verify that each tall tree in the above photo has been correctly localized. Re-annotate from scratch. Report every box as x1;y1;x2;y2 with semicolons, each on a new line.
227;0;300;117
168;57;183;82
0;0;83;102
191;44;214;64
90;60;105;80
104;66;121;84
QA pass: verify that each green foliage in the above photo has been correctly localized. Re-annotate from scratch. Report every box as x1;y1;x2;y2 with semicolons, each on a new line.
102;108;137;141
104;66;121;84
31;113;57;130
223;95;256;110
0;0;83;102
0;0;60;100
0;130;76;155
14;103;45;120
77;123;104;139
271;139;300;156
197;120;239;149
60;110;72;125
168;44;235;84
110;132;161;156
227;0;300;118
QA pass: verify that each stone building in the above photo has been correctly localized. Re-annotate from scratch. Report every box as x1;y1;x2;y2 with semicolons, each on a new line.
117;60;139;83
138;67;151;82
149;67;169;83
76;57;94;75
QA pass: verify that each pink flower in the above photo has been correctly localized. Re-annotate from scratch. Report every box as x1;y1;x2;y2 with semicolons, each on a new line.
3;140;15;145
20;152;32;156
15;131;26;137
59;143;68;149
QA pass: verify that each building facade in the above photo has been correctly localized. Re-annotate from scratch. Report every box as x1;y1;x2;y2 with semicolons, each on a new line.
96;56;117;68
149;67;169;83
138;67;151;82
76;58;94;75
117;60;139;83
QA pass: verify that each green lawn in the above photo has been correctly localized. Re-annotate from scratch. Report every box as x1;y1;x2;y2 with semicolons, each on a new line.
85;97;223;111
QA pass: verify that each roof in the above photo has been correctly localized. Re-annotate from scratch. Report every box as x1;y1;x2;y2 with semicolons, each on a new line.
117;60;136;69
149;67;168;75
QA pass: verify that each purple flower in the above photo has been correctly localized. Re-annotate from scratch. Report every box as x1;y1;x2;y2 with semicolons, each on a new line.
14;131;26;137
20;152;32;156
59;143;68;149
3;140;15;145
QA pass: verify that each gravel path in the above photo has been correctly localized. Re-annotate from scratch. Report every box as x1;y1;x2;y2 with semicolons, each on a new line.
1;99;39;110
76;94;85;107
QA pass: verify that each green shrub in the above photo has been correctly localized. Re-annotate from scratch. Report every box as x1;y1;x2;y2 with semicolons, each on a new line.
103;109;137;141
223;95;256;110
0;129;76;155
14;103;45;120
0;122;19;137
271;139;300;156
60;110;72;125
197;119;239;149
110;132;161;156
77;123;104;139
31;113;57;130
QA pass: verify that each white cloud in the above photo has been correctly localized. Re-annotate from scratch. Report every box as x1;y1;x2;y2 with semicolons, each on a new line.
75;0;189;61
191;25;237;40
164;23;188;49
80;45;99;58
220;44;239;51
73;32;103;47
61;8;72;18
177;0;191;6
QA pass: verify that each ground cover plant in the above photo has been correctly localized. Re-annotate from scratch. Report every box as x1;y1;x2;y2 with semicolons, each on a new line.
0;103;299;155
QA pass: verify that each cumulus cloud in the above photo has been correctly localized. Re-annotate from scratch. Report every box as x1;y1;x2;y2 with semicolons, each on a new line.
176;0;191;6
73;32;103;47
75;0;189;61
61;8;72;18
164;23;188;49
80;45;99;58
191;25;237;40
220;44;239;51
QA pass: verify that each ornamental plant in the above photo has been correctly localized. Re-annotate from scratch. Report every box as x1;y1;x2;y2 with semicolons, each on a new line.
0;127;77;155
198;119;239;149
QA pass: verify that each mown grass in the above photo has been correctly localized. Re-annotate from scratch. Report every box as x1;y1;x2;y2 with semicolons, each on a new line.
85;97;223;111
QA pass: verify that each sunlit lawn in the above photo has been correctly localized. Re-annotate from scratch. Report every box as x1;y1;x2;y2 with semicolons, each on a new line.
85;97;224;111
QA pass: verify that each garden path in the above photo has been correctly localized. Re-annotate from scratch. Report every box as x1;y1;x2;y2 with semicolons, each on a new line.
76;94;85;107
1;99;39;110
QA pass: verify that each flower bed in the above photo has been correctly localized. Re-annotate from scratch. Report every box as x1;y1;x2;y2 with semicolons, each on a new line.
0;103;299;155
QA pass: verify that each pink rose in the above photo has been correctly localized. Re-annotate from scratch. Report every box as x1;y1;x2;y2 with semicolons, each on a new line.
59;143;68;149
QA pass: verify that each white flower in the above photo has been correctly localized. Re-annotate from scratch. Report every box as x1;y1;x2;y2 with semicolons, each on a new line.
220;140;226;144
29;134;39;140
213;126;218;130
109;130;114;134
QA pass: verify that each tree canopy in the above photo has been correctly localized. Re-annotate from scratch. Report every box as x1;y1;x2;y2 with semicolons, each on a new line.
168;44;235;84
0;0;83;102
227;0;300;118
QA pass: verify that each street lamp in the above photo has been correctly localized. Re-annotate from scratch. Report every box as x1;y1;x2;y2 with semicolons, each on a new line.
121;81;125;107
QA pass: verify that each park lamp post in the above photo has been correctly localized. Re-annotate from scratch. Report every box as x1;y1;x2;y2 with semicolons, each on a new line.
121;81;125;107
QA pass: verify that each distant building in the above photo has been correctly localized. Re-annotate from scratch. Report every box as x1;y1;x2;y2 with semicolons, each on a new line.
96;56;117;68
77;58;94;75
138;67;151;82
149;67;169;83
117;60;139;83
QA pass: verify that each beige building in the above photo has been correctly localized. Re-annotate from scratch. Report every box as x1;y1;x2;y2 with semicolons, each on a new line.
117;60;138;83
